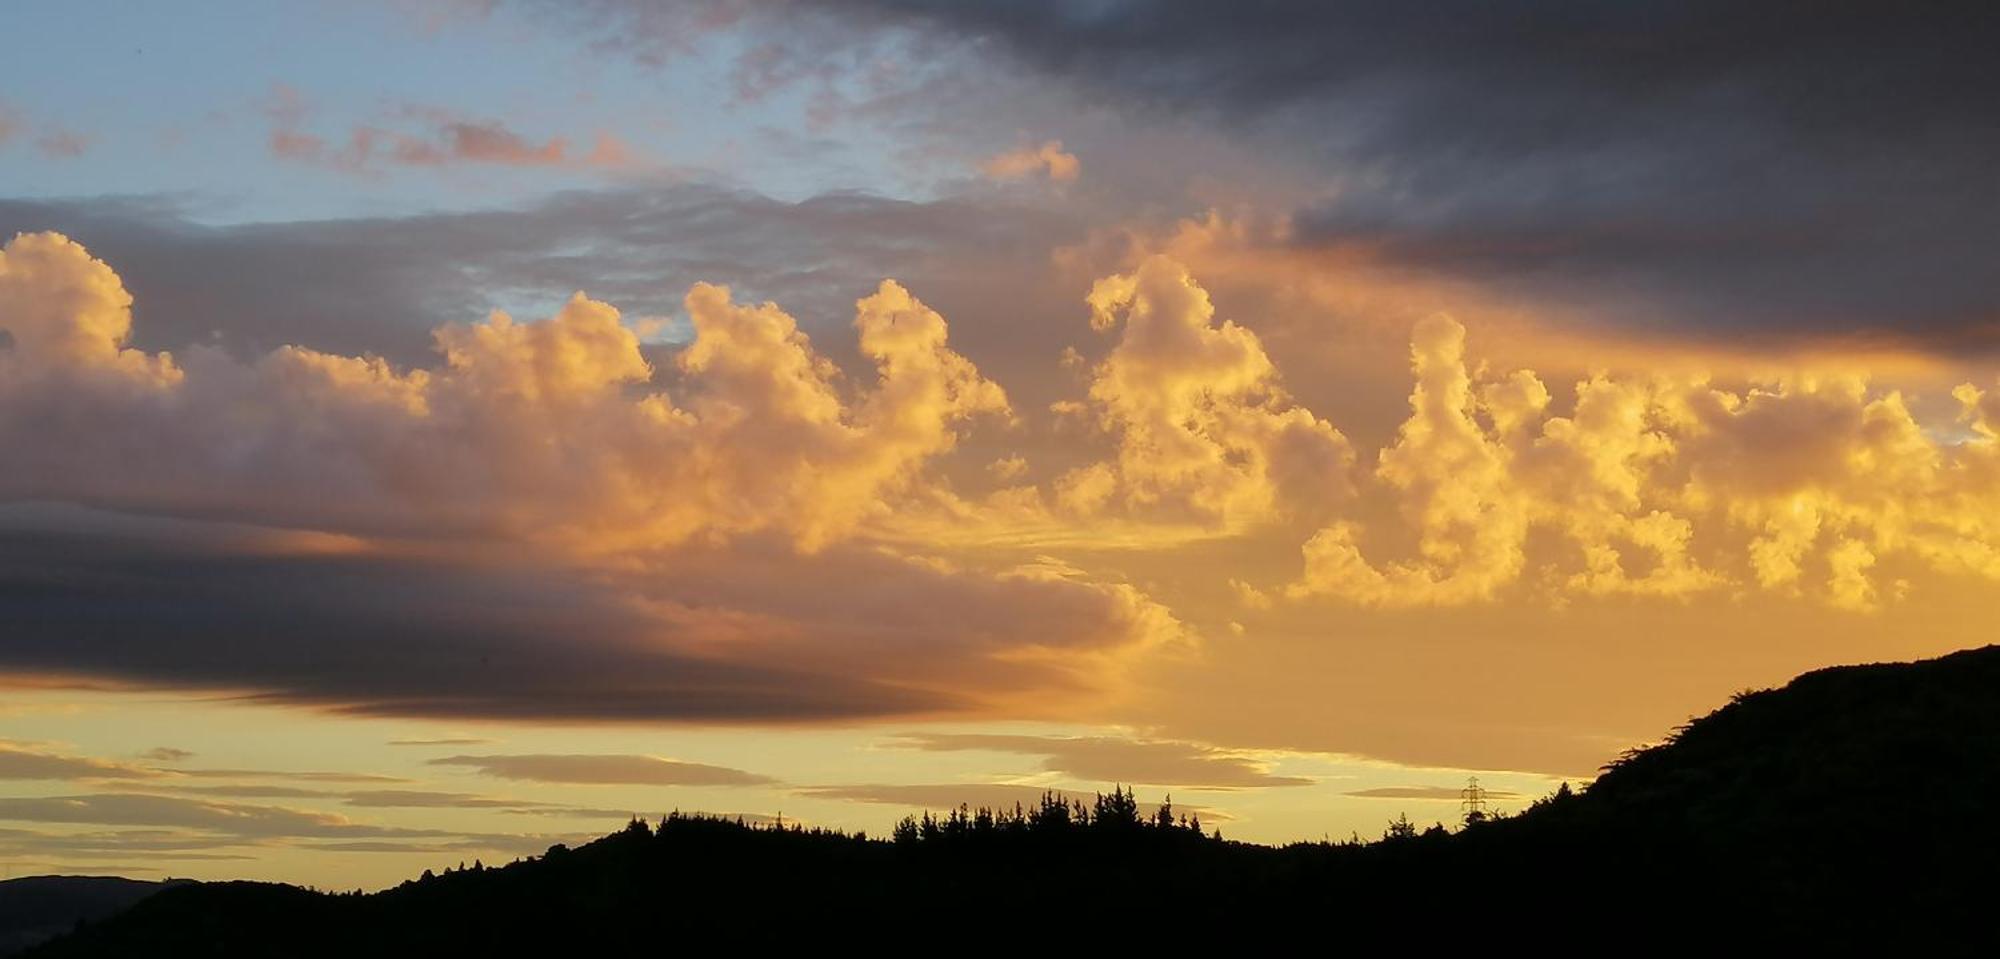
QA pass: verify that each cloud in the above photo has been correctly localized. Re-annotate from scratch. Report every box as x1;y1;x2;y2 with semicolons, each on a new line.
0;742;155;781
296;833;600;856
1346;786;1520;801
1051;254;1353;529
0;231;1009;550
165;768;410;784
3;219;1998;774
0;231;1184;720
0;793;449;840
34;128;91;159
153;781;644;817
428;754;777;787
1281;310;2000;609
0;797;595;867
762;1;2000;351
514;2;2000;357
158;784;333;800
0;827;264;861
981;140;1078;183
140;747;194;762
340;789;547;809
387;737;497;747
0;185;1086;376
264;88;639;175
888;733;1309;788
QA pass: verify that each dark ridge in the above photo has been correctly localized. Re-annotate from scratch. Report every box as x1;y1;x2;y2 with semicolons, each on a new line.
25;646;2000;952
0;876;190;957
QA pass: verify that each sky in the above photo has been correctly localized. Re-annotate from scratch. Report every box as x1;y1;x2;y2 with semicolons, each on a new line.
2;0;1998;888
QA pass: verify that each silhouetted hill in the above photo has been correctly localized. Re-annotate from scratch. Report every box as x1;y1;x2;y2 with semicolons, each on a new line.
0;877;189;956
26;646;2000;953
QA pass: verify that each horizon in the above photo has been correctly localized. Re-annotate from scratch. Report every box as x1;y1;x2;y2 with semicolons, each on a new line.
4;1;1998;892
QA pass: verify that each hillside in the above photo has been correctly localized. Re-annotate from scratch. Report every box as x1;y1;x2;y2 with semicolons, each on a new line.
0;877;188;957
26;646;2000;952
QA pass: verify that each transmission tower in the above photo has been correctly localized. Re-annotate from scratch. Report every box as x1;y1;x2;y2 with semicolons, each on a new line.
1460;775;1488;825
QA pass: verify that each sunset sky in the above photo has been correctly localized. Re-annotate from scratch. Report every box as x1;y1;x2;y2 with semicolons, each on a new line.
3;1;1998;888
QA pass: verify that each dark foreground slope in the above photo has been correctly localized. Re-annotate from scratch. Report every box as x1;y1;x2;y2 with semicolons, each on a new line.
31;646;2000;953
0;877;187;956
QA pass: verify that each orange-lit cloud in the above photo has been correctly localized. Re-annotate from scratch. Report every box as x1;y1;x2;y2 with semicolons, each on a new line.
1279;310;2000;611
0;231;1183;722
982;139;1080;183
1060;255;1353;528
264;88;638;175
3;229;1998;763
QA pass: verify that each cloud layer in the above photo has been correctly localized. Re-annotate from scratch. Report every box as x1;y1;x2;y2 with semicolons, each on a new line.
0;231;1182;721
2;229;1997;767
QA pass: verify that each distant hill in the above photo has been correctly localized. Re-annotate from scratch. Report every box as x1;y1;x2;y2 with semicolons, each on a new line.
0;877;188;956
25;645;2000;952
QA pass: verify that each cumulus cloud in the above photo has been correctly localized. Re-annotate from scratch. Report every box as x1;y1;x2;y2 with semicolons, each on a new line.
1284;312;2000;609
1050;254;1353;529
0;231;1189;722
3;228;1997;754
0;233;1013;550
981;139;1079;183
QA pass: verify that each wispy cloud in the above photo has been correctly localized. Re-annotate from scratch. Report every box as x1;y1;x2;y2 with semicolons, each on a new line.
264;86;641;176
0;741;156;781
888;733;1310;788
1346;786;1521;801
429;754;777;787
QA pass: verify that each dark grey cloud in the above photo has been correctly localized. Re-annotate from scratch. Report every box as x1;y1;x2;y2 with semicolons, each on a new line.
888;1;2000;348
534;0;2000;350
0;510;955;724
888;733;1311;788
0;182;1084;378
